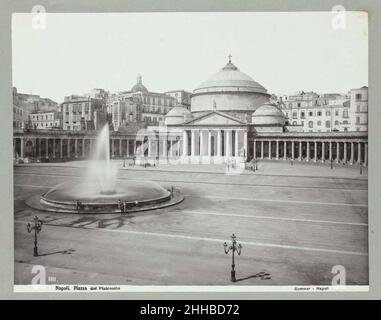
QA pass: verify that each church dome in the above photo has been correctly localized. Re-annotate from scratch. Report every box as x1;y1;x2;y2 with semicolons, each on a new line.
131;74;148;93
190;56;270;116
193;60;268;95
165;105;192;125
252;102;285;126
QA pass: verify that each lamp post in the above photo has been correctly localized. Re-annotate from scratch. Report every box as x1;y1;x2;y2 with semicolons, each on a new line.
27;216;43;257
223;233;242;282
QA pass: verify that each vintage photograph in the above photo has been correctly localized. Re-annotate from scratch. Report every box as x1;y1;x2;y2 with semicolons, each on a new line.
12;11;368;289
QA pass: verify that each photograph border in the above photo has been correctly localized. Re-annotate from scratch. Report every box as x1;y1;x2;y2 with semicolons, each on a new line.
0;0;380;300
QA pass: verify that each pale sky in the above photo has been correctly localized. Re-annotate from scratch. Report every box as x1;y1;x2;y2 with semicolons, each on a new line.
12;12;368;103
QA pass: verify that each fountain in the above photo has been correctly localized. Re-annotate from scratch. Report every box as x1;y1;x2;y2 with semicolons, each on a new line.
28;125;183;213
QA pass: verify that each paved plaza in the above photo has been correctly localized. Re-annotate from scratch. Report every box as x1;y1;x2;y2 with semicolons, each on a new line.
14;160;368;286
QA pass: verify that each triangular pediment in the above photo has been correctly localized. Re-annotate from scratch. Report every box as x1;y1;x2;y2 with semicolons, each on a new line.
185;111;246;126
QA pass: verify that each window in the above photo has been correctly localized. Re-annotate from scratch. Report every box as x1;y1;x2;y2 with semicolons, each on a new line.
289;103;292;108
308;121;313;128
343;120;348;124
292;112;297;119
355;93;362;100
356;116;360;124
317;120;321;126
343;110;349;118
326;110;330;116
317;111;322;116
292;121;297;125
297;102;301;108
325;120;330;128
301;112;305;119
335;110;339;116
334;120;339;126
357;105;361;112
309;111;313;117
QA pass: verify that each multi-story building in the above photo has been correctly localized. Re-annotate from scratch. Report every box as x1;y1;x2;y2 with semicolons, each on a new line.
109;75;176;129
165;90;192;109
278;89;365;132
61;94;108;131
349;86;368;132
12;87;59;129
30;111;62;129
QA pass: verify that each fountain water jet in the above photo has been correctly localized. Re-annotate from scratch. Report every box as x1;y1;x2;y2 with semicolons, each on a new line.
87;125;117;195
30;125;184;214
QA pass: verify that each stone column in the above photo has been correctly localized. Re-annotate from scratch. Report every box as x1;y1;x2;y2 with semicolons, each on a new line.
261;140;264;159
291;141;295;160
74;139;78;158
314;141;317;162
208;130;212;157
268;141;272;159
336;141;340;163
119;139;122;157
191;130;195;157
60;139;63;159
283;141;287;160
52;139;56;158
243;130;247;160
217;130;221;157
162;138;167;157
329;141;332;161
126;139;130;157
234;130;239;157
133;140;137;157
225;130;230;157
20;137;24;158
253;141;256;159
306;141;310;161
199;130;204;161
82;139;85;157
299;141;302;160
38;139;42;158
350;142;354;164
357;142;362;163
276;140;279;160
183;131;188;157
321;142;325;162
343;142;347;163
111;139;114;157
46;138;49;158
364;143;368;166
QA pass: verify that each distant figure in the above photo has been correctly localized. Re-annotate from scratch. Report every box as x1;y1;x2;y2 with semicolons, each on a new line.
123;200;128;213
75;200;82;213
117;199;122;212
171;186;174;197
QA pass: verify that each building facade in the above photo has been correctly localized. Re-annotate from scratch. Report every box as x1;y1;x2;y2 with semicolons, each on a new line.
279;87;368;133
165;90;192;109
30;111;62;129
109;75;176;129
61;94;108;131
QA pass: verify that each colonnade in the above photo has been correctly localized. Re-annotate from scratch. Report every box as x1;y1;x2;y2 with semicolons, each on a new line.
251;139;368;165
13;131;368;167
181;129;248;164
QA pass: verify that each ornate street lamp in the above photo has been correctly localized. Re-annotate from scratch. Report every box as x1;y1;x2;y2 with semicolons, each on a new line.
223;233;242;282
27;216;43;257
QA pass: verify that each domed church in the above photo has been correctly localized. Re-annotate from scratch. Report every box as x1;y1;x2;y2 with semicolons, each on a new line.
163;56;288;165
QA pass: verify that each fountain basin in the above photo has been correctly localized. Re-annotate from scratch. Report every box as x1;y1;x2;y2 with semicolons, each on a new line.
30;180;183;214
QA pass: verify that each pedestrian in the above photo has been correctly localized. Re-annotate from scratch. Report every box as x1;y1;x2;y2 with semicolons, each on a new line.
117;199;122;212
123;200;128;213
